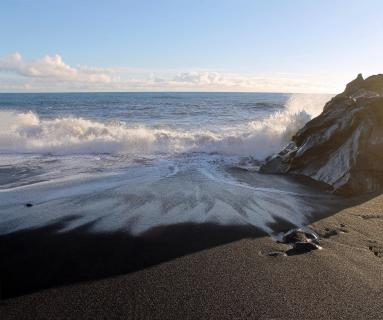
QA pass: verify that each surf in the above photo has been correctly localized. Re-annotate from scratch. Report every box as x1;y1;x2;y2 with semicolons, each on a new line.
0;93;330;160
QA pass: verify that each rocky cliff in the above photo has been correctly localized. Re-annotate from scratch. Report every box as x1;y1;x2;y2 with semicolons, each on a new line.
260;74;383;195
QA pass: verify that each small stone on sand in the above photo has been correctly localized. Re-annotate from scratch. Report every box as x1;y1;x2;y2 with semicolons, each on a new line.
268;251;287;257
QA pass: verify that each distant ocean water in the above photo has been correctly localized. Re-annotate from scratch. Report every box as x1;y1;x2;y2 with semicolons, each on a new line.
0;92;336;236
0;92;330;159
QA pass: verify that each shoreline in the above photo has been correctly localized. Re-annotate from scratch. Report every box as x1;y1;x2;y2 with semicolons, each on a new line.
2;194;383;319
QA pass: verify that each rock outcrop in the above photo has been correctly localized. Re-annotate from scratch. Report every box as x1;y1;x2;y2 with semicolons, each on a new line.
260;74;383;195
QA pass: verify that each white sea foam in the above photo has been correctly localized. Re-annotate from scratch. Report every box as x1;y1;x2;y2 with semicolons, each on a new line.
0;94;330;160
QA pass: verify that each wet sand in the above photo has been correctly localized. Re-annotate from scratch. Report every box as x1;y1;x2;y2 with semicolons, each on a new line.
1;194;383;319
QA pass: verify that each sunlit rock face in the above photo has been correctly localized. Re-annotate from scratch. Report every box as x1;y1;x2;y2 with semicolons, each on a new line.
261;74;383;195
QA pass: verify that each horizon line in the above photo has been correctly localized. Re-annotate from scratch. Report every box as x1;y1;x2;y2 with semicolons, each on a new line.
0;90;335;95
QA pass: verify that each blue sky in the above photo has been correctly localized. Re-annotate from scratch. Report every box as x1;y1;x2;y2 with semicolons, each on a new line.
0;0;382;92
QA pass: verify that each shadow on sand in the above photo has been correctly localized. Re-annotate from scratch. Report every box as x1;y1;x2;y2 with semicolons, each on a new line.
0;193;376;299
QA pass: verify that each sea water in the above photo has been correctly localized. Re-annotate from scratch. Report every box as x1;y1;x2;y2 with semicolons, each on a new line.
0;92;337;235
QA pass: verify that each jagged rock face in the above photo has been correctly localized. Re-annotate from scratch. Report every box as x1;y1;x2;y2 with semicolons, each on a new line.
260;74;383;195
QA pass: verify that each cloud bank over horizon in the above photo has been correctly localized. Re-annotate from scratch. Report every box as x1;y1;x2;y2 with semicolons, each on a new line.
0;52;343;93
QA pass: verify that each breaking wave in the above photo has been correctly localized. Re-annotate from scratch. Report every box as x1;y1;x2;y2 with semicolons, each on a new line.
0;94;329;160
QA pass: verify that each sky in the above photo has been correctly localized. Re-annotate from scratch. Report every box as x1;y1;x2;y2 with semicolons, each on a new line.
0;0;382;93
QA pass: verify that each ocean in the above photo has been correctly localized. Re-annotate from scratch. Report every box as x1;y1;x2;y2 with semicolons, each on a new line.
0;92;338;236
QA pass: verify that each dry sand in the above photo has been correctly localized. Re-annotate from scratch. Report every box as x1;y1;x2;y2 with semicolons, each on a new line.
1;195;383;319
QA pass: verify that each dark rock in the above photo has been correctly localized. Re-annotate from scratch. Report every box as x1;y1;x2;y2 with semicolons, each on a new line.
276;228;321;256
287;242;321;255
282;229;308;243
260;143;296;174
344;73;364;96
321;228;338;238
25;203;33;207
281;228;319;244
260;73;383;195
267;251;287;257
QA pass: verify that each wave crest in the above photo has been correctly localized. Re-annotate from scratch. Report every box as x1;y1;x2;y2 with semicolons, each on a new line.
0;94;329;159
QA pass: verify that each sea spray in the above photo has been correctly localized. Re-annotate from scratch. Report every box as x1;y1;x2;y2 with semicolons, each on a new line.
0;93;331;159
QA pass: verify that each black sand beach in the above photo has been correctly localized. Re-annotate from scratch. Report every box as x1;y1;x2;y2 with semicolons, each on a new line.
0;169;354;300
1;194;383;319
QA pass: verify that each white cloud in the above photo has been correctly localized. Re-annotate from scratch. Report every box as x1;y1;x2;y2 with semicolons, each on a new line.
173;71;227;85
0;52;343;93
0;52;116;83
168;71;339;93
